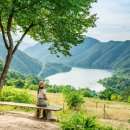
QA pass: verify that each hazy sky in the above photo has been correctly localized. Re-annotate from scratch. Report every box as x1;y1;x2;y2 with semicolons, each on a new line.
19;0;130;50
87;0;130;41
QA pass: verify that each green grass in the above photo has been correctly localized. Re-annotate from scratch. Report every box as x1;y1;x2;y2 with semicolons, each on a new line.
0;87;130;129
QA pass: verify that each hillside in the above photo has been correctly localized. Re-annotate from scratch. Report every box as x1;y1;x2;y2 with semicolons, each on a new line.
0;35;71;77
24;37;130;70
0;36;42;75
25;42;62;64
24;37;99;64
39;62;72;78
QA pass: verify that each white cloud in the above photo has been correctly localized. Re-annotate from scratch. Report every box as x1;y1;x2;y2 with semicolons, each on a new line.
88;0;130;41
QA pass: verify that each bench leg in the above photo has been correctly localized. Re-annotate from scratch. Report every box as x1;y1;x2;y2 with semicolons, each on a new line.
36;108;41;118
42;110;52;121
46;111;52;121
42;109;47;119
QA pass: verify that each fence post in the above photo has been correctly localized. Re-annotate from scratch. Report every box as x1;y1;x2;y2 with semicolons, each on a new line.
63;103;64;113
96;102;98;114
103;104;105;118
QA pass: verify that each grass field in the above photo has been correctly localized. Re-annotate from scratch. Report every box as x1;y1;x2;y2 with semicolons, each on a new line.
45;92;130;130
0;90;130;130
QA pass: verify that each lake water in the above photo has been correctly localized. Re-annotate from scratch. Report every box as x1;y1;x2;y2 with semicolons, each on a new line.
46;67;112;92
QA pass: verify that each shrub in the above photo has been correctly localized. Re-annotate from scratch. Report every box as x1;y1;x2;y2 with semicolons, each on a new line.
98;91;108;100
59;111;114;130
117;95;123;101
46;87;56;93
14;79;25;88
111;94;117;101
46;85;75;93
63;91;84;109
28;84;37;90
128;96;130;103
59;111;97;130
82;88;97;98
128;119;130;123
0;86;36;104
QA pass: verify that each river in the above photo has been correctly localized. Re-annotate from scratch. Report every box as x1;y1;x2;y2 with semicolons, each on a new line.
46;67;112;92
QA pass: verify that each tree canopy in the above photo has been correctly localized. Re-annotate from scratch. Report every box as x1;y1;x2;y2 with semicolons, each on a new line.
0;0;97;56
0;0;97;90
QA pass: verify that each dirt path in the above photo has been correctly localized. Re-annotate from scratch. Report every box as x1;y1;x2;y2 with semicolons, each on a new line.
0;111;59;130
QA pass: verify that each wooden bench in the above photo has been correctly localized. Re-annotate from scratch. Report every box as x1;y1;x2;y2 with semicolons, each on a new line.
0;101;62;121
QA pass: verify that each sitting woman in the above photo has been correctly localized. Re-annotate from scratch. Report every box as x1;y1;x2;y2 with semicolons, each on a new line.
36;81;49;118
37;81;48;106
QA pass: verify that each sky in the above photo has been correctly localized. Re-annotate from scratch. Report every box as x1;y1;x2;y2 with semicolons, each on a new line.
87;0;130;41
19;0;130;50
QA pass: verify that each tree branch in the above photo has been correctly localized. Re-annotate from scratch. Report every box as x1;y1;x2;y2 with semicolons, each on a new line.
12;23;35;54
7;13;14;50
7;0;16;50
0;17;9;50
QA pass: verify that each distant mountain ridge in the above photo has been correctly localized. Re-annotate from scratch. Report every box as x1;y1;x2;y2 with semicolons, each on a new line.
24;37;130;70
0;35;72;77
1;36;129;77
0;36;42;75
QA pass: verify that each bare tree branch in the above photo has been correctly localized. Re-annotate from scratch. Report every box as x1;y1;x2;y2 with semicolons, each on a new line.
0;17;9;50
13;23;35;54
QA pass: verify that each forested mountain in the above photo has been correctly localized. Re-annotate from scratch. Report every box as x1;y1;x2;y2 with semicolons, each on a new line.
25;42;60;64
0;36;42;75
0;36;72;77
1;36;130;77
24;37;99;64
39;62;71;78
98;68;130;102
24;37;130;70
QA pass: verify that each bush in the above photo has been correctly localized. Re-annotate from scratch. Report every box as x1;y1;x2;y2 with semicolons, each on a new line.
128;96;130;103
128;119;130;123
111;94;117;101
59;111;97;130
63;91;84;109
46;85;75;93
117;95;123;101
59;111;114;130
82;88;97;98
111;94;123;101
46;87;56;93
28;84;37;90
98;91;108;100
0;86;36;104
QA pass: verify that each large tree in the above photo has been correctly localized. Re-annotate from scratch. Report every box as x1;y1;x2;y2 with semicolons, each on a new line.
0;0;97;91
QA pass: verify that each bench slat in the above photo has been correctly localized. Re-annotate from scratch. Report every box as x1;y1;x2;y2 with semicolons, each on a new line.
0;101;62;111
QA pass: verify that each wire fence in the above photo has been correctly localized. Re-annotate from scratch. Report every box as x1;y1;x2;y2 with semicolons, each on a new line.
85;102;130;122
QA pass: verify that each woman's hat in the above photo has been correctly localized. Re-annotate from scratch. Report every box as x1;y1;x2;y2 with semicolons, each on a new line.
39;81;46;87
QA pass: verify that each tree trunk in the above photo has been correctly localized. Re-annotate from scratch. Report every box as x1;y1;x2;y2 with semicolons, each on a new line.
0;50;12;92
